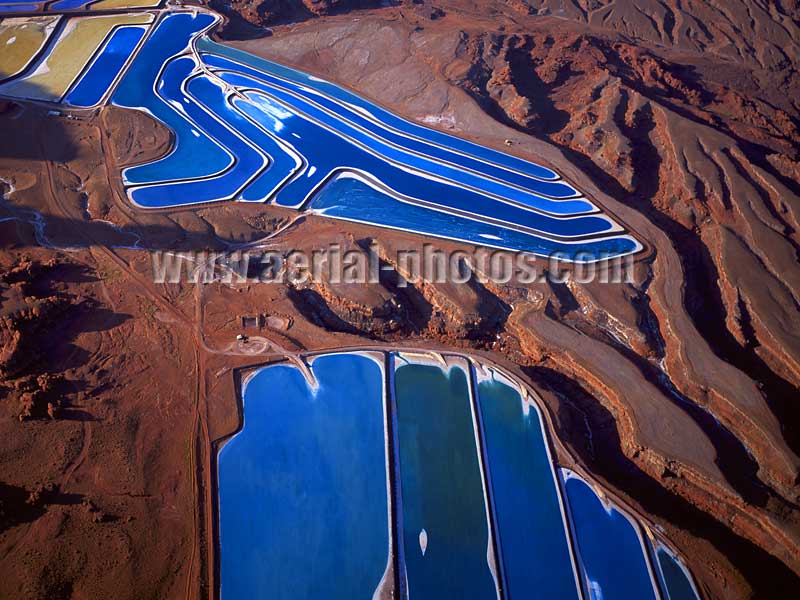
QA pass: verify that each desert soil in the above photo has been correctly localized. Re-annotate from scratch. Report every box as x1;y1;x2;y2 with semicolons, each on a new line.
1;1;799;598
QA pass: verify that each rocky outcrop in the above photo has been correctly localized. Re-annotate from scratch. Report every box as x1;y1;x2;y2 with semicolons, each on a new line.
215;0;387;28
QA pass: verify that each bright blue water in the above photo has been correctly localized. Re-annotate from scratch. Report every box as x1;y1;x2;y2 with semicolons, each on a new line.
310;174;639;260
226;83;616;237
108;11;639;259
215;348;700;597
220;95;303;202
476;377;581;600
112;13;233;186
654;544;700;600
128;59;268;207
66;26;145;108
564;475;658;600
209;62;592;214
393;360;497;599
218;354;390;600
45;0;89;8
196;37;564;185
200;50;583;205
0;3;39;10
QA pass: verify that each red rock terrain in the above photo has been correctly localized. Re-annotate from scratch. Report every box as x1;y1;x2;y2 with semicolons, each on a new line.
1;1;799;599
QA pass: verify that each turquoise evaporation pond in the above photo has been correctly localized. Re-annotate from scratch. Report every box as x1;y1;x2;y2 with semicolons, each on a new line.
653;543;701;600
564;475;658;600
476;376;580;599
393;359;497;599
218;353;390;599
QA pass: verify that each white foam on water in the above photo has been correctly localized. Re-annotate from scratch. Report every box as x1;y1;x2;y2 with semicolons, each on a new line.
588;579;604;600
419;529;428;556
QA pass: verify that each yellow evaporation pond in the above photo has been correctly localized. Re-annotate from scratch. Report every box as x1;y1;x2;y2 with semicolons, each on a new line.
0;13;153;102
90;0;162;9
0;16;61;82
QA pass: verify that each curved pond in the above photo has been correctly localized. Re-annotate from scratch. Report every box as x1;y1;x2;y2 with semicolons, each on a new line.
651;538;702;600
562;470;659;600
0;8;643;260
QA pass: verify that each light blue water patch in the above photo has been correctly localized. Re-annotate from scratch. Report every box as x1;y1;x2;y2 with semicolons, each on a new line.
476;376;581;600
112;12;232;185
310;174;639;260
66;26;146;108
653;542;701;600
218;353;391;600
228;83;615;237
128;62;269;207
200;50;580;202
564;474;658;600
196;37;563;184
393;359;497;599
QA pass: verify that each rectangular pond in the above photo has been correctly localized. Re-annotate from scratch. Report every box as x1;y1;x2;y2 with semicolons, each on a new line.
475;367;582;600
218;350;701;600
392;353;499;599
218;352;392;599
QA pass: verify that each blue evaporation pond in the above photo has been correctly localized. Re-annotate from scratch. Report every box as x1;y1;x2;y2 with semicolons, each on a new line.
48;0;90;8
112;12;234;186
226;83;609;237
127;62;269;207
111;14;639;258
393;359;497;599
66;26;145;108
653;543;700;600
0;4;39;11
196;37;563;184
218;354;390;599
476;376;581;600
200;48;581;204
564;474;658;600
215;66;590;213
310;174;639;261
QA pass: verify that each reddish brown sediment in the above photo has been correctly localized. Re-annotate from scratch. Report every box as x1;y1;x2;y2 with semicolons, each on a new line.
1;1;799;598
